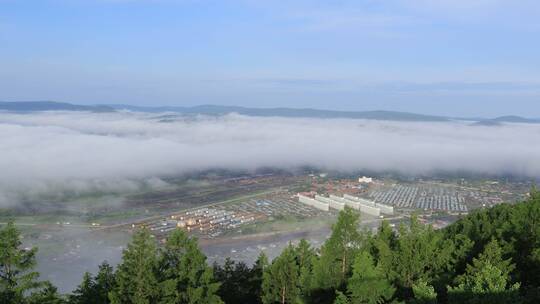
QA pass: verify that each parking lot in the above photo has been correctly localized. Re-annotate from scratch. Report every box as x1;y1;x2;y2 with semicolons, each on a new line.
367;185;469;212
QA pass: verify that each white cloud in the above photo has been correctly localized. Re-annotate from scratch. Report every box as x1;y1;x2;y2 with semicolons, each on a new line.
1;111;539;206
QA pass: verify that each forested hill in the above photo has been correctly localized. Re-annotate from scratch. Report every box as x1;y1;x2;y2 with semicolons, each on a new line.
1;190;540;304
0;101;114;112
107;104;451;122
4;101;540;123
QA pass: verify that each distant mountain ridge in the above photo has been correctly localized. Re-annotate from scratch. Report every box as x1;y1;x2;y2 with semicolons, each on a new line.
491;115;540;123
470;115;540;126
105;104;451;122
0;101;114;112
1;101;539;123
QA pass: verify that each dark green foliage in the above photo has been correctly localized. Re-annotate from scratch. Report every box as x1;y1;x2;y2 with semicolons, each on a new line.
347;251;395;304
109;228;160;304
259;240;316;304
69;272;95;304
262;244;300;304
295;239;316;299
250;252;269;303
214;258;253;304
214;255;267;304
391;216;454;290
94;262;116;304
370;220;395;275
442;188;540;302
508;189;540;286
312;207;362;290
69;262;115;304
27;281;66;304
447;239;521;304
445;189;540;283
368;216;470;301
333;291;350;304
5;187;540;304
0;222;42;304
461;239;515;281
410;280;437;304
447;264;520;304
158;229;222;304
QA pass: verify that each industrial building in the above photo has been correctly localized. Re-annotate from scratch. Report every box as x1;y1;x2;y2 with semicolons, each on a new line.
345;194;394;215
298;194;330;211
375;203;394;215
358;176;374;183
329;194;360;209
356;202;380;217
315;195;345;210
344;194;376;206
299;193;394;217
330;194;381;217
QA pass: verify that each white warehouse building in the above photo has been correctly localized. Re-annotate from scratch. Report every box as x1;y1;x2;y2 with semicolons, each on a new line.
330;194;381;217
358;176;373;184
298;195;329;211
315;195;345;210
375;203;394;215
345;194;394;215
358;176;374;183
329;194;360;209
355;201;381;217
344;194;376;206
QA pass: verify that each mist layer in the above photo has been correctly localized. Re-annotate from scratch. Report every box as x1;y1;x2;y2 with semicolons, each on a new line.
1;111;538;206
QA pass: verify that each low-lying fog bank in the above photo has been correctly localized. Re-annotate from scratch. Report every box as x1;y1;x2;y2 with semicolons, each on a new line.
1;111;539;206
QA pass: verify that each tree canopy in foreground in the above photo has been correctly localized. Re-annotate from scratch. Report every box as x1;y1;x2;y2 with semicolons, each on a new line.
1;189;540;304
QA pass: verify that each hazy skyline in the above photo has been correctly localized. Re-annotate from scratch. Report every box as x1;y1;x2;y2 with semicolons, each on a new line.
1;0;540;116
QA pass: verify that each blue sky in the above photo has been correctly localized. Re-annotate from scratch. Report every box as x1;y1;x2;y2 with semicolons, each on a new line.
1;0;540;117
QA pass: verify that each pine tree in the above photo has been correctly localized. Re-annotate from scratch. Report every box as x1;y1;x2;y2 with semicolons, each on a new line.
448;264;521;304
371;221;395;282
248;252;269;304
94;261;115;304
213;258;233;303
262;244;300;304
313;207;362;289
69;261;115;304
158;229;222;304
109;228;159;304
69;272;96;304
411;280;437;304
0;221;42;303
464;239;515;280
448;239;521;304
392;216;452;289
333;291;350;304
347;251;395;304
214;258;251;304
295;239;315;298
28;281;66;304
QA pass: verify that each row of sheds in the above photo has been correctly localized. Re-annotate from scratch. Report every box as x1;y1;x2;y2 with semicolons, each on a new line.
297;193;394;217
